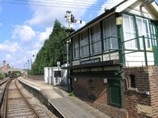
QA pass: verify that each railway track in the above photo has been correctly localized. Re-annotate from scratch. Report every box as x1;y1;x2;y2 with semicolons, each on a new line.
0;78;57;118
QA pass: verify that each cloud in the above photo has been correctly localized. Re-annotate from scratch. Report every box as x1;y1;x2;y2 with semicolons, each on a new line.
0;40;22;68
26;0;97;27
0;0;100;69
0;25;53;68
12;25;35;42
6;54;12;59
33;27;52;49
98;0;124;15
38;27;52;42
0;40;32;68
0;40;20;53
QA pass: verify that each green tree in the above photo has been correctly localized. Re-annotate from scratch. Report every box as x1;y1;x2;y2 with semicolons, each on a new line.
31;19;67;74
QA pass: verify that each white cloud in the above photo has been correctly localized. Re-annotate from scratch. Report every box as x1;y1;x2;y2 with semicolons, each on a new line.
0;40;20;53
12;25;35;42
0;0;100;69
38;27;52;42
0;40;21;68
6;54;12;59
98;0;124;15
26;0;97;27
8;25;52;69
33;27;52;49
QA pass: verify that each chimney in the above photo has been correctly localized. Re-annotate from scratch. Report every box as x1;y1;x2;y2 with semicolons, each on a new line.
7;64;10;68
3;60;6;65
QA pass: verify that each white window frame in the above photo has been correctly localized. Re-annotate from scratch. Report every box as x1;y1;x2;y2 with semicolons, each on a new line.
150;23;157;47
103;15;118;51
123;14;137;49
80;30;89;57
90;24;101;55
136;17;151;50
73;35;79;59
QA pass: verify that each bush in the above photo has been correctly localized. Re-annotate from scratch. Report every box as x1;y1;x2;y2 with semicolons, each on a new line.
69;91;75;96
0;73;4;79
12;71;22;77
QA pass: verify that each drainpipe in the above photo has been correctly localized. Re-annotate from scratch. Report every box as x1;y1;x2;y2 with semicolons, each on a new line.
66;39;72;92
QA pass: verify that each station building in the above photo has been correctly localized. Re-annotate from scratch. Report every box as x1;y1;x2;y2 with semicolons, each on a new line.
63;0;158;117
0;60;10;76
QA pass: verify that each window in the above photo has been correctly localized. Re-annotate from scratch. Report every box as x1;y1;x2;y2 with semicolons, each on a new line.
73;35;79;59
90;24;101;55
150;22;157;47
123;14;137;49
54;71;61;77
129;74;136;88
123;14;153;50
103;15;118;51
80;30;89;57
136;17;151;49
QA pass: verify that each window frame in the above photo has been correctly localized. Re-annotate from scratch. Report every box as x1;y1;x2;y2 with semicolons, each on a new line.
73;35;80;59
150;22;157;47
90;23;102;55
102;15;118;51
80;29;89;58
136;17;151;50
123;14;137;49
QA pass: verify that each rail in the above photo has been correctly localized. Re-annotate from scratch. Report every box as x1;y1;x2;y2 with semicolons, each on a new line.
15;79;40;118
122;35;158;66
69;35;158;66
2;78;40;118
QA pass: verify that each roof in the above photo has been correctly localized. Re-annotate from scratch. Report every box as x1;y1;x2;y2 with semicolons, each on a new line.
63;0;158;42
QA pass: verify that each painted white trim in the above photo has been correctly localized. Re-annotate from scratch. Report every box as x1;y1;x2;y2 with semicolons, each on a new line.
115;0;137;13
151;2;158;13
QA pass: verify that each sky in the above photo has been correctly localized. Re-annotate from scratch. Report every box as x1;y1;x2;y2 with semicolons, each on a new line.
0;0;158;69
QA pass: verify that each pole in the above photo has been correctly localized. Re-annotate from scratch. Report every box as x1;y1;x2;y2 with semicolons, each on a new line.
142;36;148;66
28;60;29;70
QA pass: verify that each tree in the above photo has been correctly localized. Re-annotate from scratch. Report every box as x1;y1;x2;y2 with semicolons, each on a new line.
31;19;67;74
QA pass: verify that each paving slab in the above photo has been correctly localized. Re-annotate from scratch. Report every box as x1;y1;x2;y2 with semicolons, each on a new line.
18;77;111;118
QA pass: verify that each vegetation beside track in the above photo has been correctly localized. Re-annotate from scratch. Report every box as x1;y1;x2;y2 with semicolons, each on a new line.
0;73;4;79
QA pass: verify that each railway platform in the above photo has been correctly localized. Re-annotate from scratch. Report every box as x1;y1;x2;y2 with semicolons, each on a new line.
18;77;111;118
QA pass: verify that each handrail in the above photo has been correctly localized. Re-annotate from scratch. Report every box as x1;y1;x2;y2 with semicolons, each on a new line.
71;35;158;66
122;35;158;66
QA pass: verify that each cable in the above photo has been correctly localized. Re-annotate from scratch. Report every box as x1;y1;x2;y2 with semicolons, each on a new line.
0;1;101;10
0;0;117;11
15;0;116;6
15;0;105;5
21;1;102;8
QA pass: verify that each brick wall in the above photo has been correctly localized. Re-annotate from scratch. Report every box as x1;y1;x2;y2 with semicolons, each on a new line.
71;66;158;118
148;66;158;118
123;67;152;118
1;65;9;73
72;77;128;118
73;77;108;103
27;74;44;81
88;102;128;118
